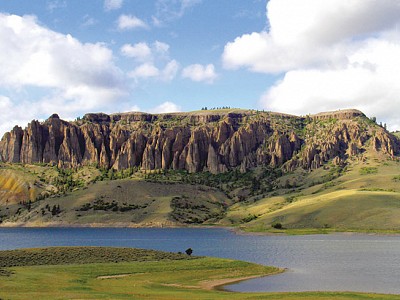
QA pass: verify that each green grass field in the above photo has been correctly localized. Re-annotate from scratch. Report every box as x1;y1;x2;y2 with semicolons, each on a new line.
0;247;398;300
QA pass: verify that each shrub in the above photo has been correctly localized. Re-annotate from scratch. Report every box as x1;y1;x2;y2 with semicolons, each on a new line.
359;167;378;175
272;222;283;229
241;214;258;223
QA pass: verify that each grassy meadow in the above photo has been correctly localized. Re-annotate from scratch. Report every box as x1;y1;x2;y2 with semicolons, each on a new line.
0;247;398;300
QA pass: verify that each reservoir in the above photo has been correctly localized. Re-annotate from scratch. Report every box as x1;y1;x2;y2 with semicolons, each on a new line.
0;227;399;294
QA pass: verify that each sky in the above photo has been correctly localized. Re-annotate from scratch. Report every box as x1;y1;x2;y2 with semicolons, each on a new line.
1;0;400;136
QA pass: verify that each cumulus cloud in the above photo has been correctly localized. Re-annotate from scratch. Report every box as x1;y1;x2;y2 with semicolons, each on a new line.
128;60;179;82
0;96;17;132
148;101;181;113
121;43;152;61
104;0;123;11
262;37;400;129
162;60;179;81
123;41;179;81
223;0;400;73
222;0;400;129
117;14;148;30
0;13;126;136
128;63;160;79
182;64;217;83
120;41;170;62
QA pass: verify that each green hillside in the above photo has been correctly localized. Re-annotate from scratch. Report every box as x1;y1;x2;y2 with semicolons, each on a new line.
2;148;400;232
223;152;400;233
0;163;231;227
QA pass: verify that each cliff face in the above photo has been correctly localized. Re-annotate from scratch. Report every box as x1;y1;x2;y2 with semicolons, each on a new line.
0;109;398;173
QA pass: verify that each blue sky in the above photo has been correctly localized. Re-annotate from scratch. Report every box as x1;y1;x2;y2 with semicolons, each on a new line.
1;0;400;135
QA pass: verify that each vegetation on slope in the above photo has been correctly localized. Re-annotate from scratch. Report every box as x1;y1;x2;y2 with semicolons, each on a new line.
0;247;193;267
0;167;231;226
222;151;400;233
1;110;400;231
2;149;400;231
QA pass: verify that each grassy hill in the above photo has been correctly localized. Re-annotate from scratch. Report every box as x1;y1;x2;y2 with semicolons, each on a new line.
2;108;400;232
0;164;231;227
222;151;400;233
2;149;400;233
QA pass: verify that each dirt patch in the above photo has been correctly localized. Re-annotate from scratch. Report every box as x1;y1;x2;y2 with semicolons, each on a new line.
199;275;265;290
200;268;285;291
161;283;200;289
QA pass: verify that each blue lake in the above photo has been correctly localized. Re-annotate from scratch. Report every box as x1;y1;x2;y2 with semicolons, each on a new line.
0;227;399;294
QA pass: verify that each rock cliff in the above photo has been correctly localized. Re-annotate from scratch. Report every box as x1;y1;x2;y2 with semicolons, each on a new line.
1;109;398;173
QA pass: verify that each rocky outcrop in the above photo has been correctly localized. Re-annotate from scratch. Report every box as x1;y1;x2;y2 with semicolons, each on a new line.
311;109;365;121
0;109;398;173
0;126;24;163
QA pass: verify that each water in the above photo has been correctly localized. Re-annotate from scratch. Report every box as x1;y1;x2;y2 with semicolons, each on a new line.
1;227;400;294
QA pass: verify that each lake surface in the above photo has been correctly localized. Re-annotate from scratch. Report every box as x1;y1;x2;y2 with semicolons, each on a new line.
1;227;400;294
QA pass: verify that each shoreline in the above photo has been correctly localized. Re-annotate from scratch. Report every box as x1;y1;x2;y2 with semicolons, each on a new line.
2;222;400;236
201;268;285;292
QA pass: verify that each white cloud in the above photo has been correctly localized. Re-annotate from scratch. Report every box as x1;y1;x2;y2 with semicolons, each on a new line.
104;0;123;11
123;41;178;82
148;101;181;113
121;43;152;61
182;64;217;83
0;14;123;90
0;95;11;110
127;60;179;82
223;0;400;73
120;41;170;62
117;14;148;30
162;60;179;81
262;38;400;130
0;95;38;137
128;63;160;79
154;41;170;57
222;0;400;130
154;0;202;25
0;13;126;136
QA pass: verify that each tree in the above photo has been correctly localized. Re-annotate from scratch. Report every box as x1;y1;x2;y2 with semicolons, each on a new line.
272;222;283;229
51;205;58;216
185;248;193;256
51;205;61;216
